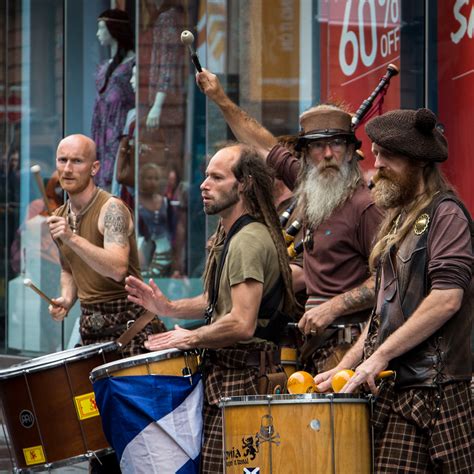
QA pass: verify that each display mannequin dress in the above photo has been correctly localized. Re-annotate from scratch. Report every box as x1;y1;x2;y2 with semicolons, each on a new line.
91;57;135;191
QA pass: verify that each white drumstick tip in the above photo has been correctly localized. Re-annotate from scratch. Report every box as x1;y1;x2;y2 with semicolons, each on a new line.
31;164;41;174
181;30;194;45
23;278;32;287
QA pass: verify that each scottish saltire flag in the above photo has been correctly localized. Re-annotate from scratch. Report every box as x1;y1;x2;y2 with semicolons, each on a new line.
93;373;203;473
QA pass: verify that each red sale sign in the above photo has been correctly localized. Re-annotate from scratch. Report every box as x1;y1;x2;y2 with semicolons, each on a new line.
319;0;401;173
437;0;474;214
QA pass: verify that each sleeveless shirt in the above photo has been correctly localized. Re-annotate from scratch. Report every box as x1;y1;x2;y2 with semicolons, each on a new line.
55;189;142;304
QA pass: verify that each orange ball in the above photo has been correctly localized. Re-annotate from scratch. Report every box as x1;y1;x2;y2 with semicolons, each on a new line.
331;369;355;393
287;371;318;394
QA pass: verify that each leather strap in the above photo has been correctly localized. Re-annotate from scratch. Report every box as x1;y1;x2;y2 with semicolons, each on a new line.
116;310;156;350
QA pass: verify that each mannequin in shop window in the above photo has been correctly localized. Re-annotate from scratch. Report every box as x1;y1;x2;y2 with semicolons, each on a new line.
146;0;185;130
91;9;135;193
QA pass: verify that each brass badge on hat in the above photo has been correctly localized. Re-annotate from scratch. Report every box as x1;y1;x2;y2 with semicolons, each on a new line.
414;213;430;235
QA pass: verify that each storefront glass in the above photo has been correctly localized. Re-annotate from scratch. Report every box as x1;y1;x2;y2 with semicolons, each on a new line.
2;0;471;357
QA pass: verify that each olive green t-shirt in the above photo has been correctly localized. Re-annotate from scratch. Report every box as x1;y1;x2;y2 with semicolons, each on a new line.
211;221;281;342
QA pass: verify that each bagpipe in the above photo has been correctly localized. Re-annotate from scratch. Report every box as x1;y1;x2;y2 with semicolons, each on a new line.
281;63;399;258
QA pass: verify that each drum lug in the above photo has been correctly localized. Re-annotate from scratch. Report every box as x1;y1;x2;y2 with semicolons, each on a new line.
182;366;192;383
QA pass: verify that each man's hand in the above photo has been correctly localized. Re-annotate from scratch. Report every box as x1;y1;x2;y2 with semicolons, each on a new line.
298;300;337;336
125;275;172;316
313;366;342;393
47;215;74;243
48;296;72;322
340;352;388;395
195;69;228;104
144;325;194;351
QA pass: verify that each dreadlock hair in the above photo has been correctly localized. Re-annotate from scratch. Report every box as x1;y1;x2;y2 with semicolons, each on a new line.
98;9;134;94
369;163;453;272
203;144;297;316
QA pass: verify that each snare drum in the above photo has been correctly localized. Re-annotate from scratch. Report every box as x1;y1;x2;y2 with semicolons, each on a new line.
220;394;372;473
90;347;199;380
0;342;119;471
90;349;203;474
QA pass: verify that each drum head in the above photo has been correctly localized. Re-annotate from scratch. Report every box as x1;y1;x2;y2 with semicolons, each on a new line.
90;347;184;381
219;393;370;407
0;341;118;379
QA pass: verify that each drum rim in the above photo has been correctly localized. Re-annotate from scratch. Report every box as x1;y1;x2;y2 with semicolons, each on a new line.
12;447;114;472
0;342;119;379
218;393;371;407
89;347;186;382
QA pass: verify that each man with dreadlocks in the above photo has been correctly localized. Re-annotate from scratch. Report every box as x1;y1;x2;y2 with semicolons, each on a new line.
125;143;295;473
196;69;383;374
316;108;473;473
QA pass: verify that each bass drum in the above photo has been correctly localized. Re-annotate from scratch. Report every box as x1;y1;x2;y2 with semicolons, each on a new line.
0;341;119;471
220;393;372;473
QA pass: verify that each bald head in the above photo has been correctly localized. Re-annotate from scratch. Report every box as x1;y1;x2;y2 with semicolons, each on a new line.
57;134;97;163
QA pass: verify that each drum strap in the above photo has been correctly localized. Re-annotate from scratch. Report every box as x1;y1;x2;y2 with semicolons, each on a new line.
116;309;156;350
205;214;257;324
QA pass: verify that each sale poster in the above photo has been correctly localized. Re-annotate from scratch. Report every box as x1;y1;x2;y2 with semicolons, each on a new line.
319;0;401;173
437;0;474;214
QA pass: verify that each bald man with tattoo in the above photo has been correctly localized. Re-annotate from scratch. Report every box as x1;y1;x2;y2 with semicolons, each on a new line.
47;134;165;357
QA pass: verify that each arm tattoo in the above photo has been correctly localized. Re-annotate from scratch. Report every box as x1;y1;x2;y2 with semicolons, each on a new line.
341;285;375;312
103;202;128;246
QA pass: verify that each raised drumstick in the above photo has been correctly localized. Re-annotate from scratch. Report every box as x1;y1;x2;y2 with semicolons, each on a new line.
180;30;202;72
24;278;58;306
30;165;52;215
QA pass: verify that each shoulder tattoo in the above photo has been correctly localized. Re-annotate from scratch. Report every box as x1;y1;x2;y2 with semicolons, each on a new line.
103;201;128;246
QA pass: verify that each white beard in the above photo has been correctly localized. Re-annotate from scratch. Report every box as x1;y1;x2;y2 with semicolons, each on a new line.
296;159;352;228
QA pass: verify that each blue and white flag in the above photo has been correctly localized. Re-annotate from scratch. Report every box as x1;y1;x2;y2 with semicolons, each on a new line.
93;373;203;473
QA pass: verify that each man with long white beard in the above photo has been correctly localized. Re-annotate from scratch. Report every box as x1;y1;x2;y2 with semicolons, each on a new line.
196;69;383;372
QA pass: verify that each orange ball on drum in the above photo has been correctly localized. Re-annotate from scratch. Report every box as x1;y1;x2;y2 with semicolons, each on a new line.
287;371;318;394
331;369;355;393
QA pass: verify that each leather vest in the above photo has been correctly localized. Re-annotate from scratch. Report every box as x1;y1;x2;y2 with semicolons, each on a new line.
375;193;473;388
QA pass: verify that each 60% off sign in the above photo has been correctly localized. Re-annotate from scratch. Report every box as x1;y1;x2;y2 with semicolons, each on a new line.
339;0;400;77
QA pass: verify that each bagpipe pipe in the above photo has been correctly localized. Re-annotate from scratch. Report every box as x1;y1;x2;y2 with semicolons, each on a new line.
281;63;399;259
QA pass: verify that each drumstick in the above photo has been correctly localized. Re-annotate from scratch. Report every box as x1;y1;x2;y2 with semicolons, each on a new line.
180;30;202;72
31;165;52;215
24;278;58;307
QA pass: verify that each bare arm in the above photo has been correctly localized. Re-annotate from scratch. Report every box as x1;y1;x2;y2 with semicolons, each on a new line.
298;276;375;335
342;288;464;394
196;69;277;159
144;279;263;350
125;275;207;319
48;198;133;282
49;269;77;321
291;264;306;293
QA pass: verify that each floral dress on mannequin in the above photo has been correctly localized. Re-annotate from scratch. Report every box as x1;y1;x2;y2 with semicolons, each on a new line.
91;58;135;191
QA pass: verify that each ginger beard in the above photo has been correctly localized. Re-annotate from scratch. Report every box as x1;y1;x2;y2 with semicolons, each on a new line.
296;156;352;228
372;165;421;210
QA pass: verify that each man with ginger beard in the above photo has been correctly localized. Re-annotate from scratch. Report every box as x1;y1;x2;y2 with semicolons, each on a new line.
316;108;473;473
196;68;384;373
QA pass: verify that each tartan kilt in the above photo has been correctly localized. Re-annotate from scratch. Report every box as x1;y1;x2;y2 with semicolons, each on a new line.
373;380;473;473
201;343;279;474
80;298;166;357
304;334;353;374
